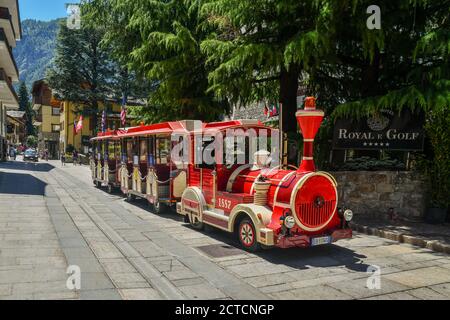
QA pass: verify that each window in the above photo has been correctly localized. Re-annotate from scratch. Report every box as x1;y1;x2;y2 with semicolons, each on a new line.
52;108;60;116
156;137;171;165
108;140;116;160
115;141;121;160
148;136;156;166
126;139;134;163
52;124;61;132
196;136;216;169
139;137;148;162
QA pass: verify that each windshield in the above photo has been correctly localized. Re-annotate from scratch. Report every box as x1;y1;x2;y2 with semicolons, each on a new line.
25;150;36;156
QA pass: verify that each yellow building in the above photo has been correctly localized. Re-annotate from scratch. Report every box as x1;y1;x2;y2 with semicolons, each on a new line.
60;100;138;155
31;80;61;159
32;79;141;157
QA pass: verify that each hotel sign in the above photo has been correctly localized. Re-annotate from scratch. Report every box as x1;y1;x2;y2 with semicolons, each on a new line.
333;109;425;151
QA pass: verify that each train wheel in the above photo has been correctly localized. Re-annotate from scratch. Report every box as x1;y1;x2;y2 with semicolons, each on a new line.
189;214;204;230
152;202;168;215
126;193;136;202
238;218;261;252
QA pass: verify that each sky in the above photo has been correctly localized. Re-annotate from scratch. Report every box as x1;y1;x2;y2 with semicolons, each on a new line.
19;0;80;21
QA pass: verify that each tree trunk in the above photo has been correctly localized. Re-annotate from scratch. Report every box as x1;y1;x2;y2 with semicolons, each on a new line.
279;64;300;165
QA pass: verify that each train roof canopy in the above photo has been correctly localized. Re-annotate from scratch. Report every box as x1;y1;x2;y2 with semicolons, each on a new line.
91;129;127;141
118;121;189;138
91;119;275;141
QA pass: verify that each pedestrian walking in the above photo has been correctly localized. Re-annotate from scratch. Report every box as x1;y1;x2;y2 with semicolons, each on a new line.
9;147;16;161
73;150;79;166
44;149;49;161
61;153;66;166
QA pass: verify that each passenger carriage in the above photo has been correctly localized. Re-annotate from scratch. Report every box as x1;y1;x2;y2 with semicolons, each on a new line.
91;129;125;193
115;122;190;214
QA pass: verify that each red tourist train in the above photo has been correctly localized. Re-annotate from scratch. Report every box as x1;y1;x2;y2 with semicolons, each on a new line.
91;98;353;251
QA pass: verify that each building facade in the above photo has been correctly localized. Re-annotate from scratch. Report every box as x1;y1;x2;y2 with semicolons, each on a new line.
6;110;25;146
31;80;141;158
0;0;21;161
31;80;62;159
59;100;138;155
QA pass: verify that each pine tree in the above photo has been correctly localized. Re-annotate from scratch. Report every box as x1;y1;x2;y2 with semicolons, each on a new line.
309;0;450;118
83;0;230;123
17;82;34;136
46;17;114;133
18;82;28;112
200;0;329;135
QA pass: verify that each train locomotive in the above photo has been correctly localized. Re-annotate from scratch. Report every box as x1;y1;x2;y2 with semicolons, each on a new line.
91;97;353;251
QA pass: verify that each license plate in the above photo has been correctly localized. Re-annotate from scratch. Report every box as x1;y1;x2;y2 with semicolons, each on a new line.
311;236;332;246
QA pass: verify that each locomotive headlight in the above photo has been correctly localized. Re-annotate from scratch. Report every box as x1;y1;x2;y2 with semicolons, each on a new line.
344;209;354;222
284;216;296;229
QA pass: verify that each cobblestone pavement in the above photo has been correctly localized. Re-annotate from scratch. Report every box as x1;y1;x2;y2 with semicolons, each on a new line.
1;159;449;300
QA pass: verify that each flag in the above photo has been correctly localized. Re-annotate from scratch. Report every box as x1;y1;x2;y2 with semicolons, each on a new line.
120;94;128;127
101;110;107;133
263;105;269;117
271;103;279;117
76;116;83;134
73;119;78;135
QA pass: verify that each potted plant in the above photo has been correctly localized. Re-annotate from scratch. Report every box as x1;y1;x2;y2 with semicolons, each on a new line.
422;106;450;224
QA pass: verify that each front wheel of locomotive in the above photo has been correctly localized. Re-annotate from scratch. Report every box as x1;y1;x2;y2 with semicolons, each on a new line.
238;218;261;252
187;213;204;231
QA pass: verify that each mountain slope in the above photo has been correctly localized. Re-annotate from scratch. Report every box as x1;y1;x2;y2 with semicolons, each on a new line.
13;19;61;89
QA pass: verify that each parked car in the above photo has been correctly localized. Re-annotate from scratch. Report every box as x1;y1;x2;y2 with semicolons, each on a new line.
23;149;39;162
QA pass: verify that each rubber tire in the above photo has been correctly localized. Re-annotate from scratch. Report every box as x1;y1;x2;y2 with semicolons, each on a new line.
189;214;204;231
126;193;136;202
237;218;261;252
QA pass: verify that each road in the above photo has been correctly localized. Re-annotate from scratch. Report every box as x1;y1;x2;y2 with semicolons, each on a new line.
0;158;449;300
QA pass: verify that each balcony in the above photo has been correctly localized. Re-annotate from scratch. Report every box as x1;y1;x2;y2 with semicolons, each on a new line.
0;27;18;81
0;7;16;47
0;0;21;41
0;67;18;109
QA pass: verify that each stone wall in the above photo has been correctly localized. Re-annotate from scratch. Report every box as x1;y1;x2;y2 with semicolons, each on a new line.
331;171;428;219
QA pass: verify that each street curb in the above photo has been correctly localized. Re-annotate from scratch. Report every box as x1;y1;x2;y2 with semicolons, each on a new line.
350;222;450;255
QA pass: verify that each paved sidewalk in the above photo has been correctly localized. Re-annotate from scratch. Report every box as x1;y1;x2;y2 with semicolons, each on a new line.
0;161;78;299
1;159;450;300
351;217;450;254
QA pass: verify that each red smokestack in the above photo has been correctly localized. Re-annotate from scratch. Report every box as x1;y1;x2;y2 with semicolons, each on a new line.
296;97;324;172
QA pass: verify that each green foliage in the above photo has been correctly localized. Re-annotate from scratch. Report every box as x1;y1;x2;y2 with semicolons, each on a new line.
46;8;145;133
46;19;112;114
83;0;229;123
200;0;329;133
26;136;38;148
421;105;450;208
316;1;449;209
17;82;35;136
13;19;60;90
66;144;75;154
321;0;450;119
338;157;406;171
